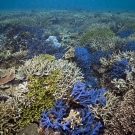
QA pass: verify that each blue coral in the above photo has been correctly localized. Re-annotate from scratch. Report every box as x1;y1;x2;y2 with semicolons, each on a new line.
74;46;91;76
40;99;69;131
71;81;106;106
6;25;65;59
72;106;102;135
89;50;112;65
85;76;98;88
121;41;135;52
119;28;134;38
110;58;131;79
40;99;103;135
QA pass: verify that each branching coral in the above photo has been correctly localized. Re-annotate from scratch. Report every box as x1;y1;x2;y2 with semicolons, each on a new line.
99;51;135;94
79;27;116;51
80;27;115;45
74;46;91;76
70;81;106;106
89;91;120;126
18;70;60;127
104;89;135;135
39;100;102;135
119;28;134;38
100;51;135;67
17;54;84;100
0;100;20;135
110;58;130;79
121;41;135;52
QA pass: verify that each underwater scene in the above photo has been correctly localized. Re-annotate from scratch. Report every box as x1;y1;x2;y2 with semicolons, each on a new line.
0;0;135;135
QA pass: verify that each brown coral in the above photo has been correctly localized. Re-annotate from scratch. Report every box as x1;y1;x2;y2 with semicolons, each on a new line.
0;70;15;85
104;89;135;135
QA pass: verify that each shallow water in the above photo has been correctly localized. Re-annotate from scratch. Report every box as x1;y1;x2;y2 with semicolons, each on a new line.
0;1;135;135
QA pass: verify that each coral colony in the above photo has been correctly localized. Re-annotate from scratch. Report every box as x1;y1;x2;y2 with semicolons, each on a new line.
0;10;135;135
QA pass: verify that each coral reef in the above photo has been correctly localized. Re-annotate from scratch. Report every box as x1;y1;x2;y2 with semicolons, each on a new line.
1;9;135;135
121;41;135;51
70;81;106;106
39;98;103;135
90;91;120;126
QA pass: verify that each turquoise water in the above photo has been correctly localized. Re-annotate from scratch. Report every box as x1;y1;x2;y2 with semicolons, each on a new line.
0;0;135;11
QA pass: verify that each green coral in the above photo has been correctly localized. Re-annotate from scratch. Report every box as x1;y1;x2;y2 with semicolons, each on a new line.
18;70;60;126
80;27;115;45
34;54;55;61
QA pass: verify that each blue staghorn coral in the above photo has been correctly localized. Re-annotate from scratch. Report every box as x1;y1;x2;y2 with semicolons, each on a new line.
119;28;134;38
74;46;91;76
71;81;106;106
39;81;106;134
5;25;65;59
121;41;135;52
110;58;131;79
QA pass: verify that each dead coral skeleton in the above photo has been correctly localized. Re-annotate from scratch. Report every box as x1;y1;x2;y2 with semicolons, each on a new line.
62;109;82;130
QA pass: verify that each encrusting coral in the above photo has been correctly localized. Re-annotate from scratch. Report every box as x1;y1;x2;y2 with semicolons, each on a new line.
0;69;15;85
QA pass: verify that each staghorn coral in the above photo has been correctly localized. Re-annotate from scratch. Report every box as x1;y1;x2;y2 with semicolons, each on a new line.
40;99;102;135
70;81;106;106
119;28;134;38
110;58;130;79
99;51;135;94
89;91;120;126
0;99;20;135
100;51;135;67
104;89;135;135
18;70;60;127
121;41;135;52
62;46;75;60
